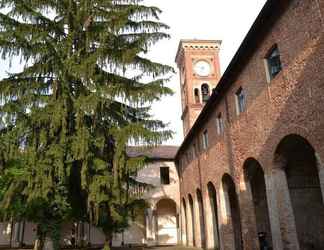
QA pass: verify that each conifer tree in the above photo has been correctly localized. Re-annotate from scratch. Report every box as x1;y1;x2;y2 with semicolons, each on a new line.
0;1;173;249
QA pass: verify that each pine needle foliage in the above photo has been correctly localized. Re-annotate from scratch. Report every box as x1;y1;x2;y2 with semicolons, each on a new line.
0;0;173;247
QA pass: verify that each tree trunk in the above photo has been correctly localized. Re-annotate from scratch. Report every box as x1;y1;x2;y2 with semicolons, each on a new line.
34;236;54;250
33;225;54;250
43;237;54;250
103;233;112;250
33;239;40;250
34;237;44;250
34;225;44;250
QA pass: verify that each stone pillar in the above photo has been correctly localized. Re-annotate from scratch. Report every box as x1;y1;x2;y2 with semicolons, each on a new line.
145;208;155;246
205;190;222;250
181;203;187;246
204;194;213;249
193;199;200;248
152;210;158;245
238;176;259;250
215;190;224;250
145;211;150;244
265;157;299;250
219;184;235;250
186;202;193;247
315;153;324;203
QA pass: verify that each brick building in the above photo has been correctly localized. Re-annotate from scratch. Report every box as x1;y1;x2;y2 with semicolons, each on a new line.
175;1;324;250
1;1;324;250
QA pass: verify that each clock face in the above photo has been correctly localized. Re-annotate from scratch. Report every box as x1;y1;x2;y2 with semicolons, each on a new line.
194;60;211;77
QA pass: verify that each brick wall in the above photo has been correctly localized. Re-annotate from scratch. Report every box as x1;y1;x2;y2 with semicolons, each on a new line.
177;1;324;249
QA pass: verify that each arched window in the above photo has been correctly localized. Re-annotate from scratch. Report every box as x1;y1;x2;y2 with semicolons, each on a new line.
194;88;200;104
201;84;210;103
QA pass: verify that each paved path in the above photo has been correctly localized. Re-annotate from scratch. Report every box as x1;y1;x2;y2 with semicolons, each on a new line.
113;246;200;250
146;247;199;250
113;246;199;250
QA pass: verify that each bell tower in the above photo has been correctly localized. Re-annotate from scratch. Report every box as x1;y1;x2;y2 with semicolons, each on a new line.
175;39;222;136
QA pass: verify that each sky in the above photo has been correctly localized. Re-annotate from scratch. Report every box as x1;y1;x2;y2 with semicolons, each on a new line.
145;0;267;145
0;0;267;146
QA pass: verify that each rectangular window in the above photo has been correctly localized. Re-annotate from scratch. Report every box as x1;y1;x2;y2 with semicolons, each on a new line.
266;45;282;81
202;130;209;149
235;87;246;114
216;112;225;135
160;167;170;185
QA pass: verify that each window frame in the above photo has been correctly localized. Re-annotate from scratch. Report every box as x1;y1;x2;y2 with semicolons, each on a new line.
202;130;209;150
216;112;225;135
264;44;282;82
235;87;246;115
160;167;170;185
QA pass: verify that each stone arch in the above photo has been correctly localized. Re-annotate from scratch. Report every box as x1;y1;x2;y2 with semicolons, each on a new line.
221;174;243;250
153;196;180;213
206;182;220;249
181;198;188;246
274;134;324;250
196;188;206;248
243;158;272;248
269;125;324;165
188;194;195;246
155;198;178;245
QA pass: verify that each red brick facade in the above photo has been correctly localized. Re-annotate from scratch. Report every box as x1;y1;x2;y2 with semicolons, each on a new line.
176;1;324;250
175;40;222;136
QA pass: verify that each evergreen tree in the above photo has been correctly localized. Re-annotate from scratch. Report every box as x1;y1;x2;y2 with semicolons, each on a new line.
0;1;173;249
